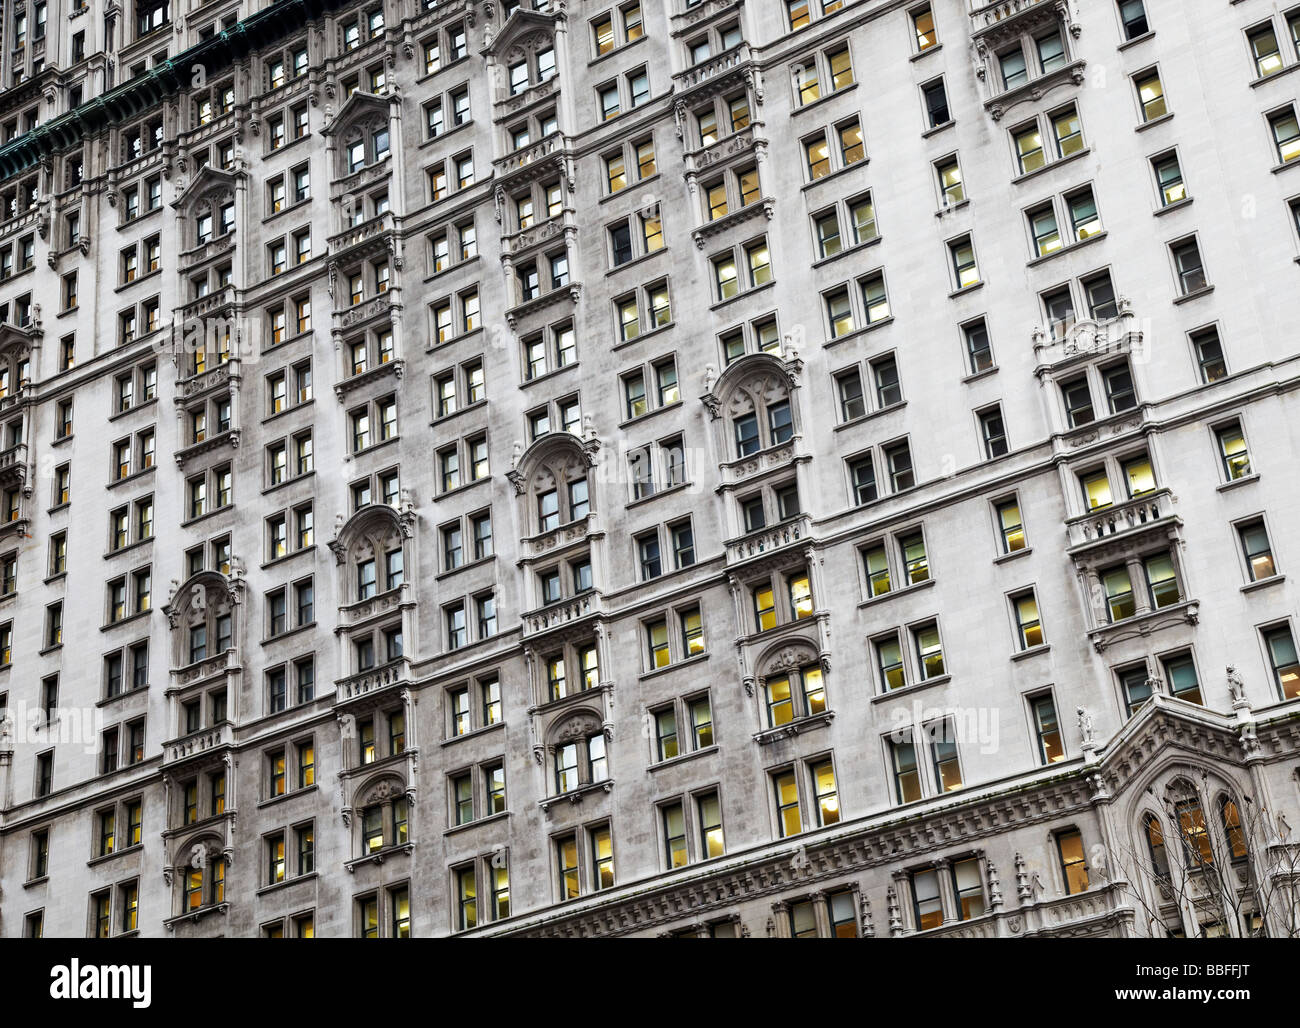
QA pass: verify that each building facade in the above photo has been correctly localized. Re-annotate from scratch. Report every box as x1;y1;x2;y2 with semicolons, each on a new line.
0;0;1299;939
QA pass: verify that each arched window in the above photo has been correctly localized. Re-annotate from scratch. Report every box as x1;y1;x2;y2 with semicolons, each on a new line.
1174;796;1213;867
353;776;410;857
547;710;608;796
1144;814;1170;879
178;838;226;913
729;379;793;459
1220;797;1247;860
511;433;596;537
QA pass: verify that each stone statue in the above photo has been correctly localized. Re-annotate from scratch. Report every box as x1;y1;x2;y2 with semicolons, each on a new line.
1227;666;1246;704
1076;706;1095;746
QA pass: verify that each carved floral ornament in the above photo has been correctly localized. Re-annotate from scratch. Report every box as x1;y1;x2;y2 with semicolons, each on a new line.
508;431;598;496
164;572;239;630
355;773;407;809
756;639;820;679
547;707;604;746
329;504;415;565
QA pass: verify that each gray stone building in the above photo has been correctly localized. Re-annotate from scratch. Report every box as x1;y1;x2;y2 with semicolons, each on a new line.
0;0;1298;939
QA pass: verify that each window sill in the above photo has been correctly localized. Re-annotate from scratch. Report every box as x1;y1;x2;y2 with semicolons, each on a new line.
811;233;881;271
800;158;870;194
103;537;153;562
539;778;613;812
638;651;709;683
1172;284;1214;305
948;280;984;300
260;546;316;573
106;465;156;491
712;276;769;313
113;267;163;295
1117;30;1155;52
871;674;952;704
935;198;970;219
1271;158;1300;175
612;319;675;353
435;553;496;583
1249;63;1300;90
618;398;683;432
444;810;510;837
431;397;489;428
791;81;859;119
181;504;234;529
1135;112;1175;133
1010;643;1051;663
993;546;1033;565
824;315;895;347
1010;147;1092;186
600;171;662;207
1026;231;1108;269
833;400;907;434
261;400;315;429
961;365;999;384
256;871;318;898
87;843;143;869
1153;196;1193;217
101;609;152;633
96;684;150;709
256;783;319;810
262;621;318;649
1241;574;1285;595
427;325;485;355
433;474;492;503
349;434;401;463
345;843;414;872
23;875;49;889
520;362;581;389
418;118;476;154
648;744;717;772
424;254;483;285
441;720;506;747
856;577;935;611
605;246;669;281
911;43;943;62
261;470;316;498
109;397;159;424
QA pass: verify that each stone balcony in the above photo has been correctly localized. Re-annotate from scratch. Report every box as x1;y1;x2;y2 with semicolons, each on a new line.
334;657;410;707
328;210;395;263
1033;302;1144;375
162;721;234;769
968;0;1060;36
174;428;239;469
918;883;1130;938
337;584;408;630
175;362;235;402
522;590;604;640
1066;489;1178;554
725;514;812;569
672;42;753;100
0;440;28;489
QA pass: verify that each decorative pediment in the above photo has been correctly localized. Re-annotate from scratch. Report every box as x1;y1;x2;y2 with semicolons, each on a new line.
329;501;416;564
507;429;599;495
170;164;238;214
163;569;242;629
546;707;604;746
324;89;390;139
702;351;800;420
354;771;407;809
485;8;555;60
755;637;821;679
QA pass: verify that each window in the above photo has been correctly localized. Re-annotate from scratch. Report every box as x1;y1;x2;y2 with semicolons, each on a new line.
1269;106;1300;164
921;78;950;128
996;500;1026;553
949;235;979;289
1249;23;1283;79
1118;0;1148;40
889;732;920;803
1238;521;1275;581
1031;693;1064;764
1191;326;1226;383
883;440;914;492
1264;625;1300;699
1134;71;1167;122
1170;237;1207;295
1216;422;1251;481
1012;591;1044;649
1057;830;1090;894
936;157;963;207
